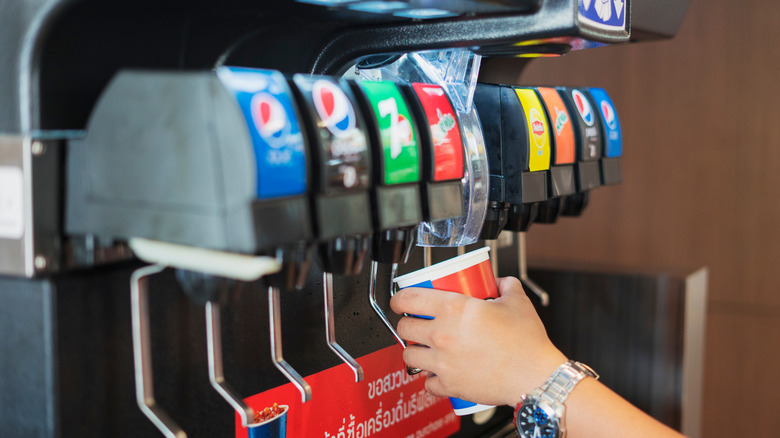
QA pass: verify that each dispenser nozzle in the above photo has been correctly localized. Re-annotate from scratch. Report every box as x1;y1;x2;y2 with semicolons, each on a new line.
368;260;407;349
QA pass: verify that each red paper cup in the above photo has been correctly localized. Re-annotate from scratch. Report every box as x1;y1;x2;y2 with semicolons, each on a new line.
393;247;497;416
394;247;497;299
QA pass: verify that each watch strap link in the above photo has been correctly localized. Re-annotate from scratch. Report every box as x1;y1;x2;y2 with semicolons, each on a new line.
538;360;599;407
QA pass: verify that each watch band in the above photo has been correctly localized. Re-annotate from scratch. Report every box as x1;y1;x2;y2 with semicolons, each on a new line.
537;360;599;407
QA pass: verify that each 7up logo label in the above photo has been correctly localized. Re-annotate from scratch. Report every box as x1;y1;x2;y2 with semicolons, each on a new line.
360;81;419;185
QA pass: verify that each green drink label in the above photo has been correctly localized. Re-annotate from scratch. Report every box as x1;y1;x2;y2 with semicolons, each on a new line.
359;81;420;185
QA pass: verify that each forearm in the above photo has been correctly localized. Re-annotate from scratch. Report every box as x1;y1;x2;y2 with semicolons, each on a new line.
391;279;687;438
562;378;685;438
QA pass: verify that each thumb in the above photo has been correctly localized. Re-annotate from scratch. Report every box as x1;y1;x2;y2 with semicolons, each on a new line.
495;276;525;299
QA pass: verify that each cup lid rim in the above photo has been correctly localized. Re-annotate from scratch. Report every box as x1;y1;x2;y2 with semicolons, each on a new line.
247;404;289;428
394;246;491;288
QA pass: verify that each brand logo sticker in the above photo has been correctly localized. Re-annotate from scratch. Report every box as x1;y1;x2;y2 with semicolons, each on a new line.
554;107;569;136
572;90;595;127
312;79;356;138
251;92;291;149
579;0;626;31
601;101;617;130
530;108;547;152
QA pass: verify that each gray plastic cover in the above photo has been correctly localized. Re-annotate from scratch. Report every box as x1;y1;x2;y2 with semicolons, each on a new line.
66;70;259;253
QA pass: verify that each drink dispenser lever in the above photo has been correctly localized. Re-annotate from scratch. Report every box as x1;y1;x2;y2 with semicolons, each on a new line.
130;264;186;438
269;286;313;402
205;302;255;426
324;272;364;381
517;233;549;306
368;260;408;346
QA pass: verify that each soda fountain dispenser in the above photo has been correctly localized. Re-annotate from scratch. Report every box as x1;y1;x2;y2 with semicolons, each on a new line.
350;79;424;350
403;81;467;268
290;73;375;382
217;67;316;404
0;0;694;435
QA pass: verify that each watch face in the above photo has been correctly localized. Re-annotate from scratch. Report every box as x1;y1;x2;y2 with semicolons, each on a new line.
516;403;560;438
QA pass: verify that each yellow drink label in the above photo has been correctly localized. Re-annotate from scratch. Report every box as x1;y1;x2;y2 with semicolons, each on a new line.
515;88;551;172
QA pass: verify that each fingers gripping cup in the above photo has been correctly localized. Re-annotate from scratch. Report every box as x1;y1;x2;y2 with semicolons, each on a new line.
393;247;498;416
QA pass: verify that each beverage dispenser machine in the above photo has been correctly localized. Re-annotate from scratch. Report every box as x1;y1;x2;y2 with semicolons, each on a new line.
0;1;690;437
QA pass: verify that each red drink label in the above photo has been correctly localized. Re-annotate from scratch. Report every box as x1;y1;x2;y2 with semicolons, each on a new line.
411;84;465;182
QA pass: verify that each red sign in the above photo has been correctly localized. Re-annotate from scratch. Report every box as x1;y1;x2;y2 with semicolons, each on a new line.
411;83;465;182
236;345;460;438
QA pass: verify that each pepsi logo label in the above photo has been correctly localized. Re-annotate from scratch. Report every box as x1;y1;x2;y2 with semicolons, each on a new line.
251;92;291;148
572;90;595;127
312;79;356;138
600;101;617;130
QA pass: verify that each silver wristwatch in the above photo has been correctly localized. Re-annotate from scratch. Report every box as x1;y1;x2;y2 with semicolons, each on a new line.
514;360;599;438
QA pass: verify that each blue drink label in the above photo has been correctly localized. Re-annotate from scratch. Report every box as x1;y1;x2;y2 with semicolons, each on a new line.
579;0;627;32
217;67;307;199
588;87;622;158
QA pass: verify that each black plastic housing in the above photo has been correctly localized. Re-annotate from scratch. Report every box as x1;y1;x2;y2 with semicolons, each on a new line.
474;83;548;235
601;157;624;185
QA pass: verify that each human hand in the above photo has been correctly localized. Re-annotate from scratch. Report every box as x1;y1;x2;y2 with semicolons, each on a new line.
390;276;567;407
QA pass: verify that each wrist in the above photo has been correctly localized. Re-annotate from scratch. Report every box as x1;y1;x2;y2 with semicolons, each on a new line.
513;360;599;438
507;347;568;407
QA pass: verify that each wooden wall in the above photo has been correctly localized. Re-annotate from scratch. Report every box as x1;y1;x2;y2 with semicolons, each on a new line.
480;0;780;436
